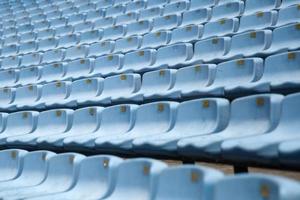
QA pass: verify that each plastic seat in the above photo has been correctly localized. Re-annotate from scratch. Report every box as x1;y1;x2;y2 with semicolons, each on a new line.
1;44;18;58
31;155;123;200
115;12;138;26
244;0;280;15
18;41;38;55
64;59;93;80
141;30;171;49
34;21;50;31
17;66;41;86
0;153;85;199
79;30;102;45
94;17;115;29
31;14;47;23
55;25;74;37
20;32;36;43
3;27;17;37
49;17;67;28
57;34;79;49
38;38;58;52
0;69;18;88
68;14;85;26
95;0;113;9
18;24;34;34
93;54;123;76
134;98;229;155
62;7;79;17
152;14;181;32
94;101;178;152
202;18;239;39
192;37;231;63
154;165;224;200
73;22;94;33
114;0;131;5
20;53;42;67
281;0;300;8
170;25;203;44
163;1;189;16
7;109;73;146
278;5;300;28
238;11;277;33
63;104;137;149
1;56;20;70
86;10;104;22
102;25;126;41
42;49;65;64
36;29;56;40
105;5;125;17
122;49;156;72
189;0;217;10
126;20;153;36
78;2;96;13
0;149;27;181
0;111;39;144
213;174;300;200
114;36;142;53
64;45;87;61
213;58;269;95
178;94;283;159
139;7;162;21
3;35;20;46
211;1;244;22
126;0;146;13
39;63;66;83
87;41;115;58
265;23;300;54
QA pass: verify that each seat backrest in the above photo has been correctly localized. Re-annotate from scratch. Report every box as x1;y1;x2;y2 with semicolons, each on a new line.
1;56;20;70
0;69;18;87
21;53;42;67
211;1;244;22
42;49;65;64
93;54;123;76
0;87;15;105
244;0;280;15
39;81;70;102
123;49;156;72
64;58;93;79
39;63;66;82
69;77;103;100
14;84;41;105
18;66;41;85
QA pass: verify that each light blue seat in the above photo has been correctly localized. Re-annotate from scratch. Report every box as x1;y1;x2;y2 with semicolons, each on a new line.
102;25;126;41
257;51;300;90
103;158;167;200
67;14;86;26
238;11;277;33
20;53;42;67
63;59;93;80
0;149;27;182
178;94;283;159
78;2;96;13
213;174;300;200
64;45;88;61
134;98;229;155
36;29;56;40
139;7;163;21
0;151;55;193
1;56;20;70
163;1;189;16
153;165;224;200
138;69;180;100
17;24;34;34
95;0;113;9
279;139;300;167
42;49;65;64
93;54;123;76
211;1;244;22
244;0;281;15
18;41;38;55
141;30;171;49
7;109;73;147
87;41;115;58
222;92;300;164
105;4;125;17
115;12;138;26
79;30;102;45
37;106;103;148
94;17;115;29
3;35;20;46
202;18;239;39
264;23;300;54
114;36;142;53
38;38;58;52
192;37;231;63
34;20;50;31
0;87;15;110
152;14;181;32
39;63;66;83
1;44;18;58
147;0;168;8
126;0;146;13
213;58;269;95
0;153;85;199
0;111;39;145
277;4;300;27
3;27;17;37
19;32;36;43
281;0;300;8
33;155;123;200
33;81;72;109
55;25;74;37
73;22;94;33
94;101;178;153
62;7;79;17
0;69;18;88
126;20;153;36
57;34;79;49
49;17;67;28
170;25;203;44
13;84;42;110
46;11;62;20
189;0;217;10
115;0;131;5
225;30;272;59
64;104;137;149
122;49;156;72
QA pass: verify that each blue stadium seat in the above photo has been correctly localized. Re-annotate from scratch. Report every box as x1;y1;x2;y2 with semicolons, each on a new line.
4;35;20;46
141;30;171;49
244;0;281;15
39;63;65;83
147;0;168;8
94;17;115;29
65;104;137;149
122;49;156;72
115;12;138;26
102;25;126;41
1;44;19;58
79;30;102;45
1;56;20;70
42;49;65;64
64;45;87;61
126;0;146;13
34;20;50;31
17;66;40;87
134;98;229;155
152;14;181;32
105;4;125;18
0;69;18;88
280;0;300;8
21;52;42;67
85;10;104;22
222;92;300;164
57;34;79;49
210;1;244;22
277;4;300;27
19;32;36;43
94;101;178;153
114;36;142;53
55;25;74;37
36;29;56;40
49;17;67;28
67;13;85;26
64;58;93;80
0;87;15;110
154;165;224;200
38;38;58;52
126;20;153;36
93;54;123;76
139;7;163;21
189;0;217;10
18;24;34;34
87;41;115;58
202;18;239;39
178;94;283;159
12;84;42;110
163;1;189;16
73;22;94;33
213;174;300;200
95;0;113;9
170;25;203;44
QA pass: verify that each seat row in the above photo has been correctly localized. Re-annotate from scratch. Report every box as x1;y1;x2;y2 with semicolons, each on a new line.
0;50;299;110
0;149;299;200
0;93;300;167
